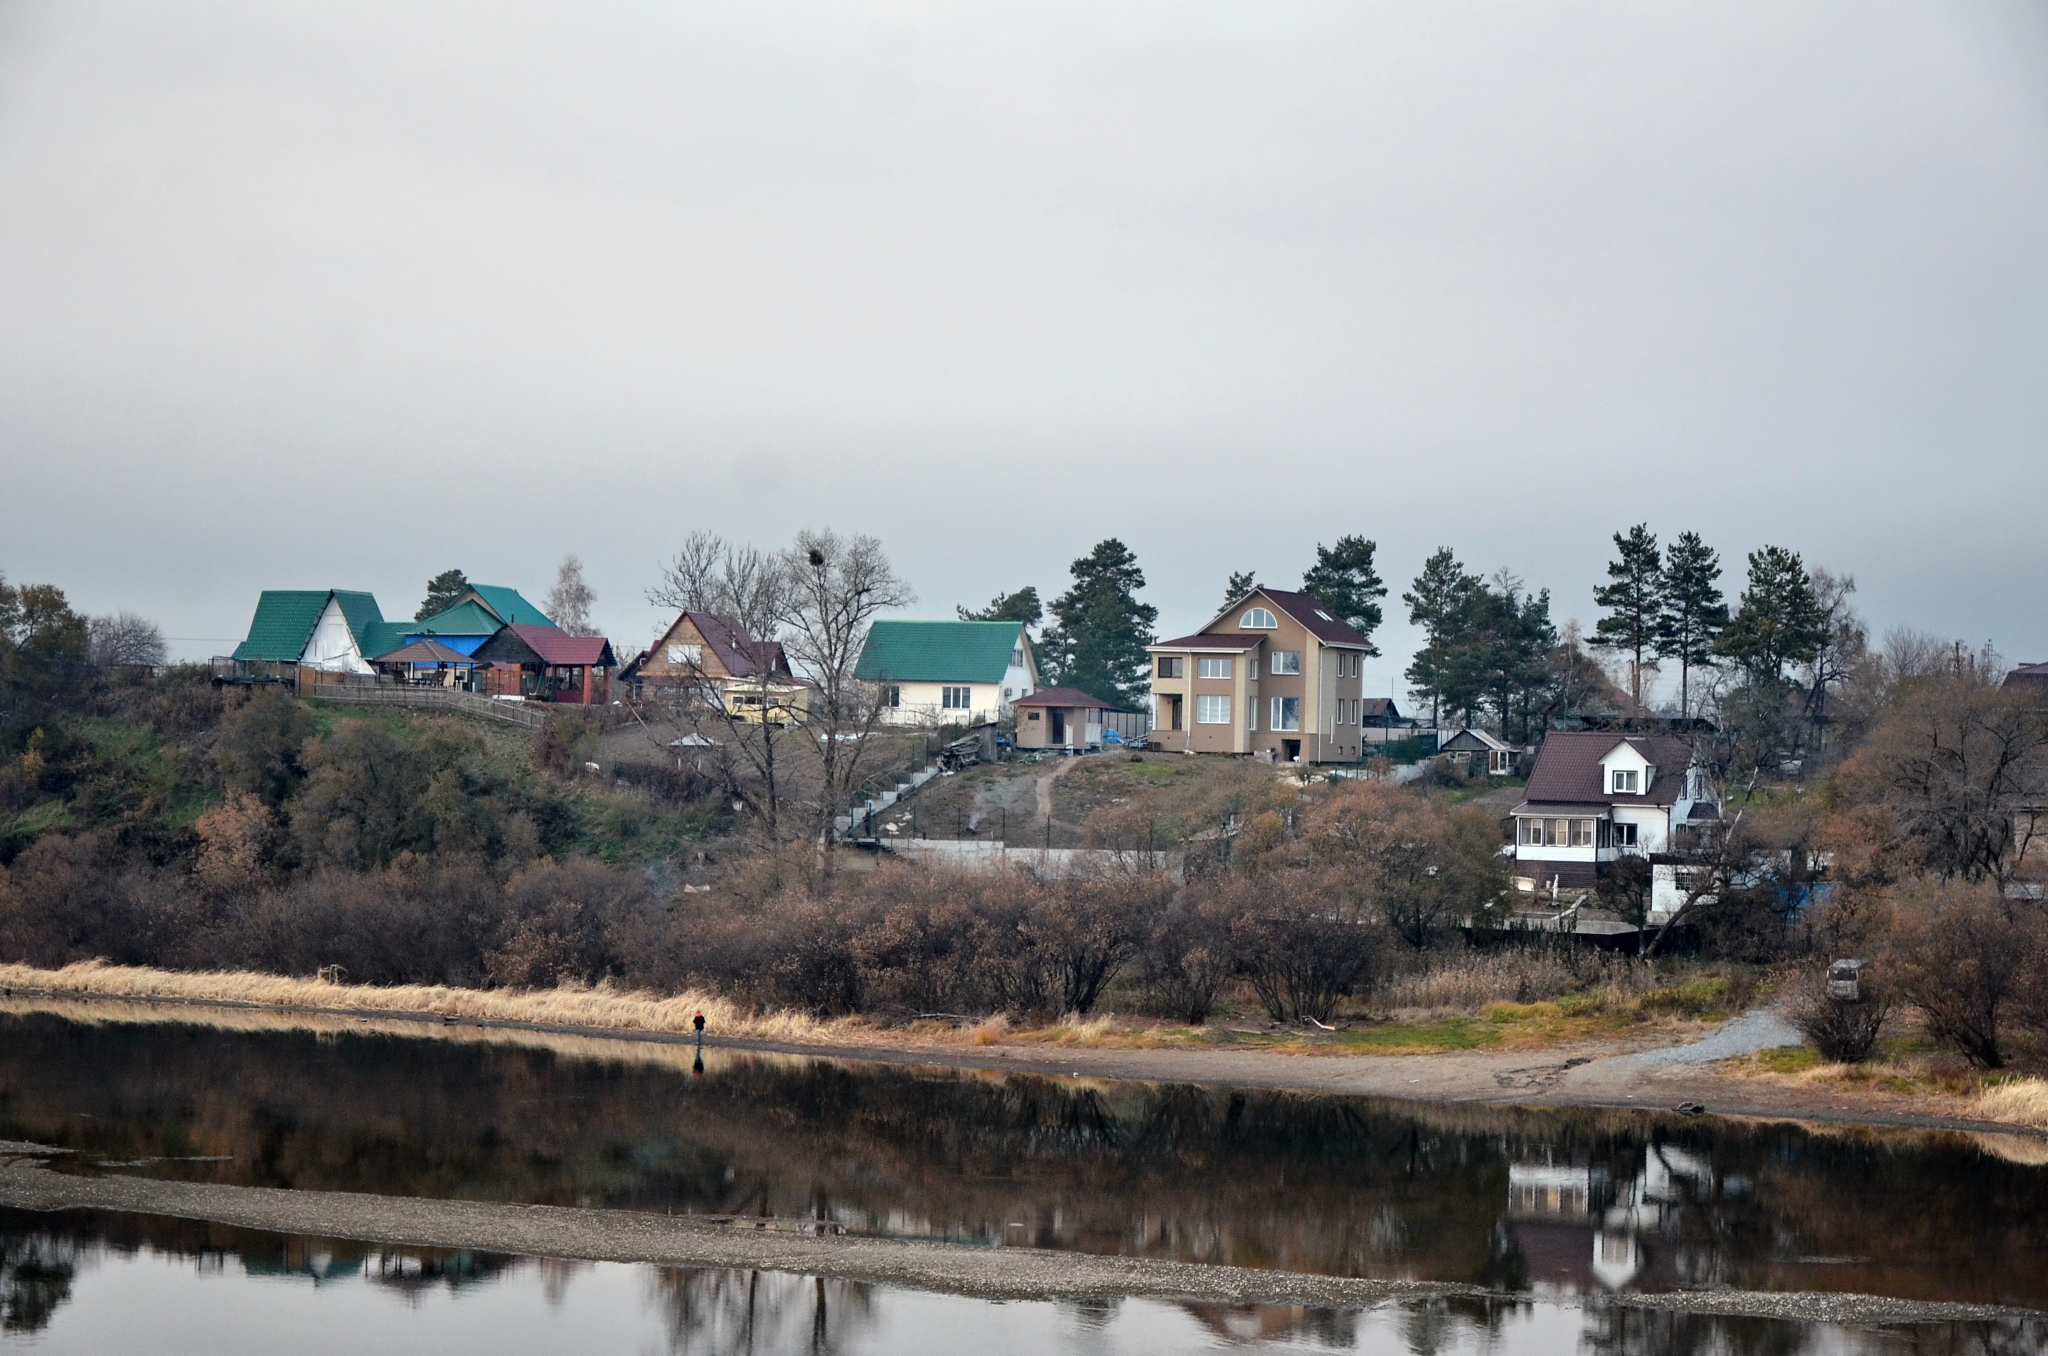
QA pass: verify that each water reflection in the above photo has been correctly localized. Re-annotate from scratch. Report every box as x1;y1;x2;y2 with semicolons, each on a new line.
2;1007;2046;1307
2;1208;2040;1356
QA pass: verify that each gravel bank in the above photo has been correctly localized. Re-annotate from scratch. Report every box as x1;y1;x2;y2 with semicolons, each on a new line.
0;1150;2036;1326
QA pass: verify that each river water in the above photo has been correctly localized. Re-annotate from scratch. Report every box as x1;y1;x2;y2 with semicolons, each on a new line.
1;1005;2045;1352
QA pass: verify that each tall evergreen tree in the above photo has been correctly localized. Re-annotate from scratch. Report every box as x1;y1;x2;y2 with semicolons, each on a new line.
1300;535;1387;650
1655;531;1727;718
415;568;469;621
1591;524;1664;712
1403;548;1479;727
1715;545;1827;683
1222;570;1258;610
1041;539;1158;707
957;586;1042;627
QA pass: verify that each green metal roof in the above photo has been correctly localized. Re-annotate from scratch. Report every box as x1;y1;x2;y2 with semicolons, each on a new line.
464;584;554;627
855;620;1025;684
230;589;386;661
357;620;414;659
331;591;384;645
410;601;503;636
231;591;330;661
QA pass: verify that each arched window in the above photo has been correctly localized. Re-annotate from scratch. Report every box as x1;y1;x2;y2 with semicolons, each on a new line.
1241;607;1277;629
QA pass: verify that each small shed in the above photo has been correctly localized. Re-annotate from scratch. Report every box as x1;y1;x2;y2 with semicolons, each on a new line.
1438;726;1520;775
1012;686;1112;751
371;639;478;687
471;624;618;705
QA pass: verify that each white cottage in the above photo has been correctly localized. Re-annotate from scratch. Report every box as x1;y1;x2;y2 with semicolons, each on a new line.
1510;732;1717;920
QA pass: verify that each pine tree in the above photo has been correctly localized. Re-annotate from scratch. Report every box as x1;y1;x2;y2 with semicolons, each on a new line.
1402;548;1479;727
415;569;469;622
1715;546;1827;683
1222;571;1258;610
1592;524;1664;712
1300;535;1387;649
1655;531;1727;718
957;587;1042;626
1040;539;1158;707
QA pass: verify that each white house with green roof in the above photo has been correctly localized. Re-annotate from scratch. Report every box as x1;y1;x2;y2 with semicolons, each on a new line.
854;620;1038;726
227;589;406;677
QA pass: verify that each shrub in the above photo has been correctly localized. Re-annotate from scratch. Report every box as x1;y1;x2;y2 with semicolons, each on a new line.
1882;881;2040;1069
1787;964;1890;1064
1138;893;1238;1024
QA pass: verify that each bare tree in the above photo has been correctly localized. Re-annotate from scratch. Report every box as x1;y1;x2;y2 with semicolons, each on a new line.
648;530;730;615
545;555;597;636
642;533;800;839
777;529;913;851
86;613;167;668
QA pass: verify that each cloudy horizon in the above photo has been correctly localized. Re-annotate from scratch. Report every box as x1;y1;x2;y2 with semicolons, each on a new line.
4;1;2045;701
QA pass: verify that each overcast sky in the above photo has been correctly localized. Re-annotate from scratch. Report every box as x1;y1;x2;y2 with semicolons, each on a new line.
3;1;2044;697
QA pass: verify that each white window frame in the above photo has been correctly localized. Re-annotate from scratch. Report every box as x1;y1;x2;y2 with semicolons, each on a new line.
942;685;972;710
1270;650;1301;675
1270;696;1301;732
1195;694;1231;725
1612;769;1639;793
1614;821;1639;847
1241;608;1277;629
1157;656;1184;679
668;643;703;667
1196;656;1232;679
1571;819;1595;847
883;685;901;708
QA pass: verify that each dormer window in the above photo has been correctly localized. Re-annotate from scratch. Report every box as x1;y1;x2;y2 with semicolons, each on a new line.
1612;770;1639;794
1241;608;1277;629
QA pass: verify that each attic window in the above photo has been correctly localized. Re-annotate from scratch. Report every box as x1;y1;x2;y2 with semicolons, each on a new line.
1612;770;1639;794
1314;609;1333;621
1242;608;1277;629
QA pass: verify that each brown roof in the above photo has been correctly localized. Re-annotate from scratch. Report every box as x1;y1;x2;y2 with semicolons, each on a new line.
1359;697;1401;720
1522;730;1694;807
1174;587;1378;653
1149;633;1266;651
475;623;617;669
682;612;788;679
371;639;474;666
1254;588;1378;650
2006;663;2048;692
1012;686;1113;710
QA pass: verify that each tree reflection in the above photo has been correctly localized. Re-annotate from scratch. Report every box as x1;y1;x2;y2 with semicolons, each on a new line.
647;1267;877;1355
0;1226;76;1333
3;1011;2048;1307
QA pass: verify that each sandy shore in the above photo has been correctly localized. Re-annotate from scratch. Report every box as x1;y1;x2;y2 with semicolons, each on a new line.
0;1147;2034;1327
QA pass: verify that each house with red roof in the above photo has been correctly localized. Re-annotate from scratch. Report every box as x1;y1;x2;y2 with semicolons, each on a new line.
472;623;618;705
1145;587;1374;764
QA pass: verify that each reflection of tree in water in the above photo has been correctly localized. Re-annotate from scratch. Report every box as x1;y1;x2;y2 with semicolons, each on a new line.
0;1206;522;1335
4;1013;2048;1303
0;1225;78;1334
647;1267;876;1356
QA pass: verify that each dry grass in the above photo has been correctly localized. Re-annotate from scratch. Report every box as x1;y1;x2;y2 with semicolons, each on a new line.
0;959;841;1045
1974;1079;2048;1130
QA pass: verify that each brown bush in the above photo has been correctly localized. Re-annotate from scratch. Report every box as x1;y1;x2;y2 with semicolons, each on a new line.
1138;889;1240;1024
1224;869;1381;1024
1787;964;1891;1064
1881;881;2042;1068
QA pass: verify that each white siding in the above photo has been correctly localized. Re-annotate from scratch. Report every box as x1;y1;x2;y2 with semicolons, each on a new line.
301;597;372;674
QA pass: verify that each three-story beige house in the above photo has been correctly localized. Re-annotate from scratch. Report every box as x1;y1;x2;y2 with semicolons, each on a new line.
1146;588;1374;764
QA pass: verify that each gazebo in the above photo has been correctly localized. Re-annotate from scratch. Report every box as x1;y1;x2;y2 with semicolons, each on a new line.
471;624;618;704
370;638;478;688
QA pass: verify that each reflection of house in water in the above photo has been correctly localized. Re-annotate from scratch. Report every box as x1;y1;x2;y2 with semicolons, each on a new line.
1505;1144;1723;1294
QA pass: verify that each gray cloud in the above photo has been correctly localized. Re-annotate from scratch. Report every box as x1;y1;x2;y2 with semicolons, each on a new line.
2;1;2044;688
